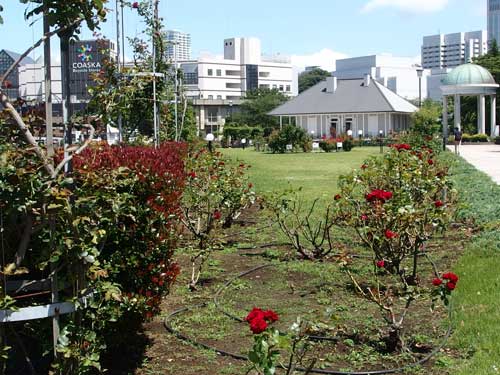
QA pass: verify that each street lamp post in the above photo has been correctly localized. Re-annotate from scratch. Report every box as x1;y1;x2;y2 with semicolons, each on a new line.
206;133;215;153
358;129;363;146
416;66;424;108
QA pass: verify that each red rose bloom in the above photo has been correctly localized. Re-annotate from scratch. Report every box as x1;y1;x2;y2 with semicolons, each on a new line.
248;183;253;188
188;171;196;179
213;210;222;220
428;159;434;165
376;260;385;268
263;310;279;323
334;194;341;201
250;318;268;334
245;307;265;322
432;278;443;286
434;200;444;208
361;164;368;170
443;272;459;284
446;282;456;291
361;214;368;221
384;229;398;239
366;189;393;203
132;1;139;8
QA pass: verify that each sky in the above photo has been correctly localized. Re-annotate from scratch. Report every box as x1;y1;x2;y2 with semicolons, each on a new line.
0;0;487;71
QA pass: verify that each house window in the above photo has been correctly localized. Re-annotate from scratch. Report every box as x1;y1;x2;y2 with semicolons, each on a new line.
216;69;222;76
217;95;222;99
208;95;213;100
272;84;277;89
208;69;213;76
286;85;291;92
279;85;284;91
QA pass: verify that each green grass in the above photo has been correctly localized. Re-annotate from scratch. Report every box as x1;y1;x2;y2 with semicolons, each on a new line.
222;147;380;202
442;153;500;375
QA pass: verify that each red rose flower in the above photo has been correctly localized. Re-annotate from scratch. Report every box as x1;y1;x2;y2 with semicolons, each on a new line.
443;272;459;284
188;171;196;179
334;194;341;201
248;183;253;188
391;143;411;152
213;210;222;220
132;1;139;9
434;200;444;208
361;214;368;221
446;281;456;291
361;164;368;170
376;260;385;268
385;229;398;239
245;307;265;322
366;189;393;203
263;309;279;323
432;278;443;286
249;318;268;334
428;159;434;165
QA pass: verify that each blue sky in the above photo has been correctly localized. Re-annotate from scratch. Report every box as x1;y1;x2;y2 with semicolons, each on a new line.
0;0;486;70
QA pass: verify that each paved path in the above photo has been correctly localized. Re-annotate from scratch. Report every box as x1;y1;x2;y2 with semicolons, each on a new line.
447;144;500;184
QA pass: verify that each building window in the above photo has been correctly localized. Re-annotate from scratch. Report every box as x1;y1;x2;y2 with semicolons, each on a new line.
272;84;277;89
208;95;213;100
286;85;291;92
208;69;213;76
216;69;222;76
279;85;284;91
217;95;222;99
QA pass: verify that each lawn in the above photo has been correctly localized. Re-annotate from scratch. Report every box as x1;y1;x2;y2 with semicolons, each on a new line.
222;147;380;202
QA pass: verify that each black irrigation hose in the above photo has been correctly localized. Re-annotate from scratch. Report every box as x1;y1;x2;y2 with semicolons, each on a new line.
165;263;454;375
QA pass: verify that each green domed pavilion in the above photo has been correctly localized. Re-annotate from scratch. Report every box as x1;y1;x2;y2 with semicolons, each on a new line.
441;63;499;137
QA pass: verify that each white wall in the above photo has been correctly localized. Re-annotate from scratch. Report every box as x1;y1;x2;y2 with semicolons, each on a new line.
18;63;62;102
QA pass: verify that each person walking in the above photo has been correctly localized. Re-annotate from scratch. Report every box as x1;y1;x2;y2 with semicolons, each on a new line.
453;127;463;155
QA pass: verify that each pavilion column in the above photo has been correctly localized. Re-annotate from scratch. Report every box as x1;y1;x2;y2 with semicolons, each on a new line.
279;116;283;130
454;94;461;131
442;96;448;148
491;95;497;137
478;94;486;134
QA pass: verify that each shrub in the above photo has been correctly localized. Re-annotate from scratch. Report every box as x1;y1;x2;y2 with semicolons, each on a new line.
268;125;311;154
319;138;337;153
180;147;255;289
461;133;489;143
332;144;457;350
495;136;500;145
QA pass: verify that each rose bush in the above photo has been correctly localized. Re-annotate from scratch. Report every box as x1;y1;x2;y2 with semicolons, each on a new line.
180;146;255;289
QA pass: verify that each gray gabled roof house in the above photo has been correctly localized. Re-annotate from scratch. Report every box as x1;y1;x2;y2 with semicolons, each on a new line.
269;75;418;138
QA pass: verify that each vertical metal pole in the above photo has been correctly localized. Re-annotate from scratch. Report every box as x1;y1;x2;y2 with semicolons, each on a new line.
116;0;123;142
43;7;54;159
152;0;159;147
60;33;73;173
174;44;178;141
121;1;125;70
418;76;422;108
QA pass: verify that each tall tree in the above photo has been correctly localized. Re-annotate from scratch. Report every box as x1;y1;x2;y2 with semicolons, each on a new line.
298;67;331;93
229;88;288;129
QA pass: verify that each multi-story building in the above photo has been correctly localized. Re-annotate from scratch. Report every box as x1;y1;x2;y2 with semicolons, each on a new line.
179;37;298;135
333;55;428;101
488;0;500;45
0;50;35;99
166;30;191;61
421;31;488;69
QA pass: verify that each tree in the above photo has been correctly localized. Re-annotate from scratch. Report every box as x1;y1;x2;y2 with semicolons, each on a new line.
229;88;288;129
298;67;331;93
411;99;442;137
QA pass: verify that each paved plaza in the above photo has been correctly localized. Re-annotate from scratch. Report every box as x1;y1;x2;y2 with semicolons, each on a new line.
448;144;500;184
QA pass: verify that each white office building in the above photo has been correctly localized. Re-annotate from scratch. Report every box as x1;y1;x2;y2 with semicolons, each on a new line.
488;0;500;44
422;31;488;69
166;30;191;61
333;55;428;101
179;37;298;135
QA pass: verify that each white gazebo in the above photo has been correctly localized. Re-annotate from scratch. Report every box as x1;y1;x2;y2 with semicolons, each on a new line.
441;63;499;139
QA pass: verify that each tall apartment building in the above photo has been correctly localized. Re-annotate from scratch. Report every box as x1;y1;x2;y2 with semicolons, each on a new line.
488;0;500;44
179;37;298;135
421;31;488;69
165;30;191;61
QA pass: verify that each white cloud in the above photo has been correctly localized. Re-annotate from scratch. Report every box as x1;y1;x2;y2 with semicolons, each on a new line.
291;48;349;72
361;0;449;13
